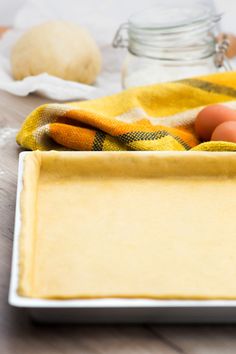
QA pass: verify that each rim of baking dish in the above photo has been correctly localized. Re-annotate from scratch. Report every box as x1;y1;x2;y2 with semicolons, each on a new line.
9;151;236;308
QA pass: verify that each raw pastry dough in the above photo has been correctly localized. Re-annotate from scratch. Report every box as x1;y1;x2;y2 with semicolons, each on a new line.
19;151;236;299
11;21;101;84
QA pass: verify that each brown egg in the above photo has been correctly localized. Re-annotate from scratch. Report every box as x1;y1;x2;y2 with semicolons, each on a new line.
195;105;236;141
211;121;236;143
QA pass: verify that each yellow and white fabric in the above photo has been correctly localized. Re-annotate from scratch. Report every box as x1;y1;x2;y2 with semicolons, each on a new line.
17;72;236;152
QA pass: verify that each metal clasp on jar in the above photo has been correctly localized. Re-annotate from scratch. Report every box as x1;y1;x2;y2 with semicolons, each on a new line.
112;23;129;48
214;35;233;71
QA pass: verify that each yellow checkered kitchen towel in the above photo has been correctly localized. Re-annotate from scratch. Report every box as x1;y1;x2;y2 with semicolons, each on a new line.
17;72;236;151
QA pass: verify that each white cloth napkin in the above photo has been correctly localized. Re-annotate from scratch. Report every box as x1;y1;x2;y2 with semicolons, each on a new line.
0;0;132;100
0;29;109;100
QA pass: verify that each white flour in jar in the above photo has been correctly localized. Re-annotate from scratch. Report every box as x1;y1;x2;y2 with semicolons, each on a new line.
123;59;219;88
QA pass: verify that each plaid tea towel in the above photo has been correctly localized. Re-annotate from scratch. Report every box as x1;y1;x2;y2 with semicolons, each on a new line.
17;72;236;151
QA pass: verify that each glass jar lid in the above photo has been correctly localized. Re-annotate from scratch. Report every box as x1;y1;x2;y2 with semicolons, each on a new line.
128;3;218;32
113;1;221;61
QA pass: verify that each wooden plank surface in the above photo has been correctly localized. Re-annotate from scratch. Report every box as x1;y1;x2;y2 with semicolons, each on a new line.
1;89;236;354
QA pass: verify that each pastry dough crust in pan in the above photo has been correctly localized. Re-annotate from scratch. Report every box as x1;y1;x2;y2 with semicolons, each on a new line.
19;151;236;299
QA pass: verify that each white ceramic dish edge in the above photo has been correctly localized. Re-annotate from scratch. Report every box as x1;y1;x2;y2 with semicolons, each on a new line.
8;151;236;322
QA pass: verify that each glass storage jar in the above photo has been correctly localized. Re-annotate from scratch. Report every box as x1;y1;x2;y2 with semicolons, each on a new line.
113;2;231;89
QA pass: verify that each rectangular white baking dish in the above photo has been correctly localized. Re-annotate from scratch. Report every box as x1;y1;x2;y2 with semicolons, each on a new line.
9;151;236;323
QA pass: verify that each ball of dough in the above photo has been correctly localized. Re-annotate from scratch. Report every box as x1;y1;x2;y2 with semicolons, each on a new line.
11;21;102;84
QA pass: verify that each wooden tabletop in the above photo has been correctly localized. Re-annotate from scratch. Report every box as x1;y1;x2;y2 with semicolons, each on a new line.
2;89;236;353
